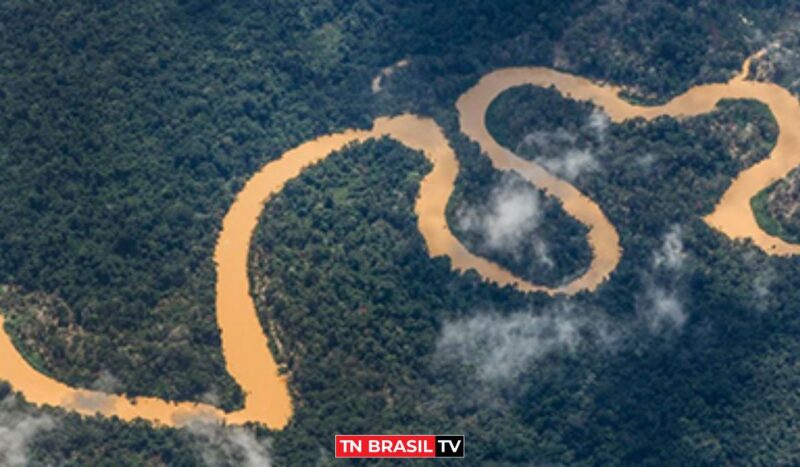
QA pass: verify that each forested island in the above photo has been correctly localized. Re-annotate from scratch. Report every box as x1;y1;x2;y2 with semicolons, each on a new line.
752;168;800;244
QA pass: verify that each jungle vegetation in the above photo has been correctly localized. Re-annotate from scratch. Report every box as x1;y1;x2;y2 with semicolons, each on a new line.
2;0;800;465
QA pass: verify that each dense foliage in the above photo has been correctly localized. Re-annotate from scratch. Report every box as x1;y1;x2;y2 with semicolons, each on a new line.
250;139;537;464
446;164;592;288
246;81;788;466
751;168;800;244
2;0;800;465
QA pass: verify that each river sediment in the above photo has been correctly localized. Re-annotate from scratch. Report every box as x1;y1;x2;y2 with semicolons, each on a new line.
1;51;793;428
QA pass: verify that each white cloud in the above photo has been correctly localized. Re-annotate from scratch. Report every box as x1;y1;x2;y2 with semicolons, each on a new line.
752;269;773;312
653;225;686;271
91;370;122;393
538;148;599;181
437;225;694;389
200;390;222;407
0;396;56;467
743;251;775;312
71;391;115;412
636;153;657;170
585;108;610;143
522;128;576;148
437;304;617;381
436;226;694;385
638;286;687;333
639;225;689;333
187;421;272;467
520;109;609;181
458;176;550;264
533;238;554;268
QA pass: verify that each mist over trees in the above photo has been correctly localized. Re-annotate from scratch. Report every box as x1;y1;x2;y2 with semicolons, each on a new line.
2;0;800;464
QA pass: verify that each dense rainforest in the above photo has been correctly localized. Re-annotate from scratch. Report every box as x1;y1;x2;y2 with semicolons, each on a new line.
752;168;800;244
3;0;800;465
447;165;593;288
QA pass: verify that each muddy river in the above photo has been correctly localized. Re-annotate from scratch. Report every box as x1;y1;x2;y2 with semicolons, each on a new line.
1;51;795;428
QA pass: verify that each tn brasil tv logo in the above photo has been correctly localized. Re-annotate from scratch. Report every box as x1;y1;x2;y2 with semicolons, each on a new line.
336;434;465;459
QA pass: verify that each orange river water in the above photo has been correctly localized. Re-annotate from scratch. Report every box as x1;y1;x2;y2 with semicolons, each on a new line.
1;51;798;429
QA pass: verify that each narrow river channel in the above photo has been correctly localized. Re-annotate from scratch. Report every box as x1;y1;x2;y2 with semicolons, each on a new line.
0;51;793;429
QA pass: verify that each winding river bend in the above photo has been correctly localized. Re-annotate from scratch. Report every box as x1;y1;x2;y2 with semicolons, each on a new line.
1;51;797;429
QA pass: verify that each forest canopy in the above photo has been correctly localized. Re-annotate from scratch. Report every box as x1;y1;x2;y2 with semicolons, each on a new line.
2;0;800;465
